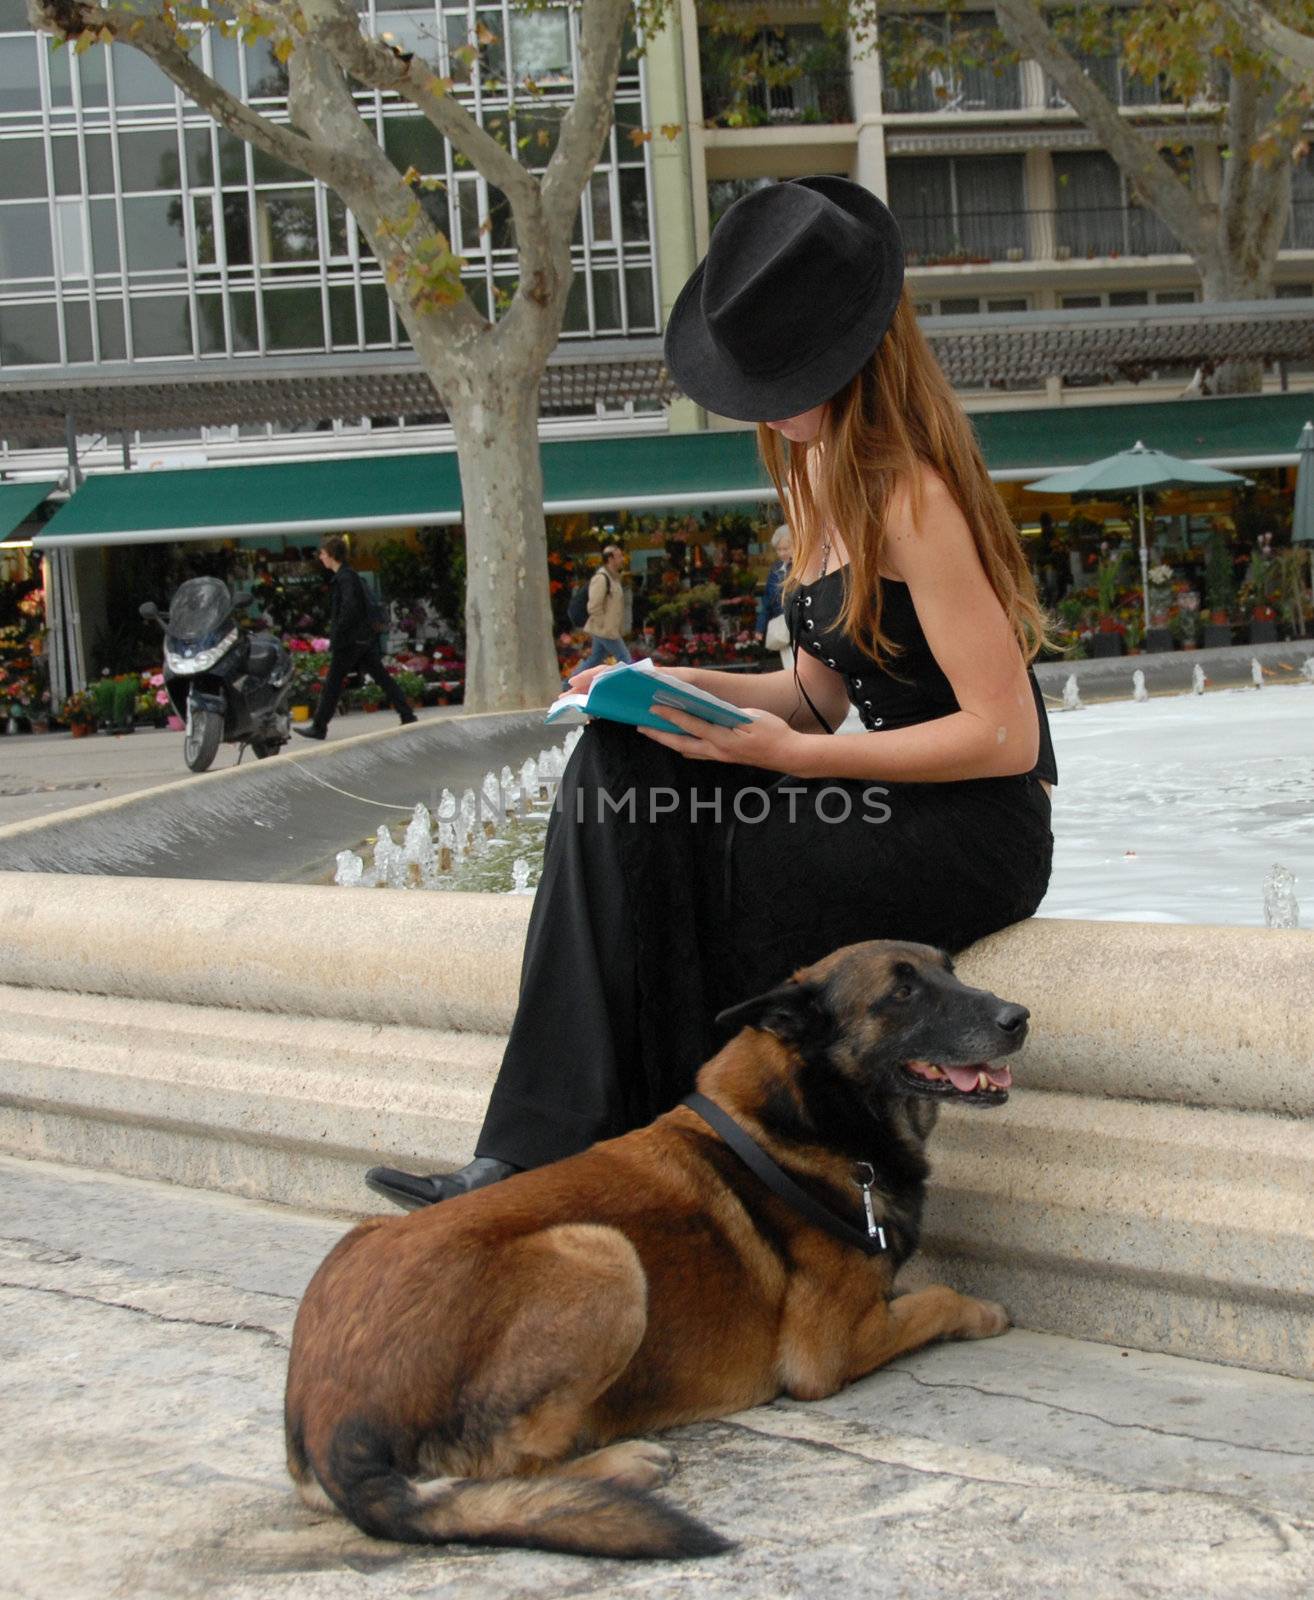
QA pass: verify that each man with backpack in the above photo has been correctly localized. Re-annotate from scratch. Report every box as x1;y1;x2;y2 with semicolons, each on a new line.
294;533;417;740
567;544;631;684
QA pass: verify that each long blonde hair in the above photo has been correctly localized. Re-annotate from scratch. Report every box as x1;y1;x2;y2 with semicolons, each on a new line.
758;290;1051;667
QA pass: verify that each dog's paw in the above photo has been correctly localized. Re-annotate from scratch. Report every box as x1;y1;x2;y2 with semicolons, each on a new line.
959;1297;1010;1340
598;1439;678;1490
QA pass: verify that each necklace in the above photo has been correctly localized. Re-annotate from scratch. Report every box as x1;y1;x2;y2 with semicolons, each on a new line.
819;536;831;579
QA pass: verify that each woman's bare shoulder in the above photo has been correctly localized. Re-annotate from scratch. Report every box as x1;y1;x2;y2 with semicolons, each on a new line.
883;464;961;578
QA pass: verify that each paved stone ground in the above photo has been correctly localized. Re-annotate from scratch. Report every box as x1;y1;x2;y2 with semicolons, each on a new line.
3;1153;1312;1600
0;706;461;830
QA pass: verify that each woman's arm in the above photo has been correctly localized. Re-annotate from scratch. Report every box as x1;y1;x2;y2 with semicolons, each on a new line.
792;471;1039;783
679;647;850;732
639;470;1039;782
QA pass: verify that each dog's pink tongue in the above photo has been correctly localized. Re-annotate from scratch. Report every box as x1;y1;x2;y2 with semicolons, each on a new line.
943;1064;984;1092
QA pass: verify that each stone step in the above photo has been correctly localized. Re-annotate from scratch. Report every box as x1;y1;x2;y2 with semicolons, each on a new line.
3;982;1311;1378
0;985;500;1215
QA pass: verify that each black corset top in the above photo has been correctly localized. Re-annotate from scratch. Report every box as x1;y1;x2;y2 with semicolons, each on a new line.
785;566;1058;787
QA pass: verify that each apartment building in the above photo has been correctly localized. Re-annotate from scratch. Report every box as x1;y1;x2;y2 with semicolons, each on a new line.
668;0;1314;418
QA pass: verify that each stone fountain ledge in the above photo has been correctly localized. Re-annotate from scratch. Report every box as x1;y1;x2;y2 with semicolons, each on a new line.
0;869;1310;1382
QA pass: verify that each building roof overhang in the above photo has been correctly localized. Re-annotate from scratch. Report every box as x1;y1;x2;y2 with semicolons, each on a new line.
2;303;1314;448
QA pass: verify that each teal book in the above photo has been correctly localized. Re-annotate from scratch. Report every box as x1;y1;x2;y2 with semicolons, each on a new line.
545;658;752;734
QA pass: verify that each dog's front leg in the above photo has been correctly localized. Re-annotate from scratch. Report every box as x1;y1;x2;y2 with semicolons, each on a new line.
842;1285;1009;1386
779;1283;1008;1401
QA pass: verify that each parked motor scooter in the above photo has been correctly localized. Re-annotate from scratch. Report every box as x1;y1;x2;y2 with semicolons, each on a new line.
140;577;294;773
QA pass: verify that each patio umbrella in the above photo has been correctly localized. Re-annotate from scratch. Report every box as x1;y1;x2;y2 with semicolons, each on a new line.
1026;441;1249;633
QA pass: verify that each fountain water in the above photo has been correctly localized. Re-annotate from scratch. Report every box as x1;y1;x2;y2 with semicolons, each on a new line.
332;736;575;893
1192;664;1206;695
1303;657;1314;684
1263;864;1300;929
1061;675;1081;711
1132;670;1148;703
1251;658;1264;689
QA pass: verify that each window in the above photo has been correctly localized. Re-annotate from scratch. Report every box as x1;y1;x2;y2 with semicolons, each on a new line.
509;9;571;82
2;139;48;203
122;195;188;274
131;294;193;358
0;34;41;114
0;302;59;365
56;200;88;279
257;191;319;265
0;204;55;280
888;156;1026;263
1054;152;1183;258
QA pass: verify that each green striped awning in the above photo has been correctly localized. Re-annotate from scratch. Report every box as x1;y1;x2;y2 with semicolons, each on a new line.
0;480;59;541
35;452;464;548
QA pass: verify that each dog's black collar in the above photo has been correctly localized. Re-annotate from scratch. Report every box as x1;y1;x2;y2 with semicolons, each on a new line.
681;1093;888;1257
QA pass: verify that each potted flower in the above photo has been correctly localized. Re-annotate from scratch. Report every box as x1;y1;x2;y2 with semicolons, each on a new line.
1089;549;1126;657
62;690;95;737
359;683;384;713
1144;563;1176;653
395;669;425;708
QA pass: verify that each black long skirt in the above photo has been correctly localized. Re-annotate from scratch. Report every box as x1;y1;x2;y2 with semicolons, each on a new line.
476;721;1054;1171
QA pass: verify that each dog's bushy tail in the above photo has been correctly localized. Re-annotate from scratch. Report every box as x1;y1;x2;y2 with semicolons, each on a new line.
320;1421;732;1561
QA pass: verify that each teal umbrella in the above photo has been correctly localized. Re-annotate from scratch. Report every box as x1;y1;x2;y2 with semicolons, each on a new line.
1027;441;1249;632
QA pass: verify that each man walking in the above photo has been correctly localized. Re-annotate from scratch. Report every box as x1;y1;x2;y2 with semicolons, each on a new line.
578;544;631;674
294;534;416;740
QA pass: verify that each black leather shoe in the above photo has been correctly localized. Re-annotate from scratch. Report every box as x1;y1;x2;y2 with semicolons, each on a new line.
399;711;418;726
364;1157;519;1212
293;725;326;741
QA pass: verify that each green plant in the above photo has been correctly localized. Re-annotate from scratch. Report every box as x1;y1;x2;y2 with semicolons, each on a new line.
395;669;425;703
1204;535;1236;618
359;683;384;709
1096;550;1125;619
374;538;428;604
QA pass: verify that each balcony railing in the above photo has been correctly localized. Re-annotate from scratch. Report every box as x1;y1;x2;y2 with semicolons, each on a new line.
882;64;1022;115
701;67;853;129
899;200;1314;265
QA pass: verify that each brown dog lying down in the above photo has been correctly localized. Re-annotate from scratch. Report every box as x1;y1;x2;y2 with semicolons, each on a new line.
285;939;1029;1560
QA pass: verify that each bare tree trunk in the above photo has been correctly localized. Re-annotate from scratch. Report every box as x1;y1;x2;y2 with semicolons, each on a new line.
446;368;562;711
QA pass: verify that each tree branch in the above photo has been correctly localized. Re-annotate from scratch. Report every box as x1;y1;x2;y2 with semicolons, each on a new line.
298;0;556;300
26;1;371;192
993;0;1217;265
541;0;631;251
1218;0;1314;80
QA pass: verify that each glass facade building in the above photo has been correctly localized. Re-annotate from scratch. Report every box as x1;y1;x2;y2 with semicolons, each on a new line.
0;0;660;371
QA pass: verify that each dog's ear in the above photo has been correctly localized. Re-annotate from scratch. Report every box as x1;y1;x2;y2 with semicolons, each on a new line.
715;980;824;1043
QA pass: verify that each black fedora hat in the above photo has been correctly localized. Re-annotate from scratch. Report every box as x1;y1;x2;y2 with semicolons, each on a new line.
663;176;905;424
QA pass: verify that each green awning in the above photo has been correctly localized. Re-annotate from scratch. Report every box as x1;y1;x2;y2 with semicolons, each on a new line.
0;480;59;542
976;391;1314;476
31;390;1313;551
35;452;464;549
541;430;771;511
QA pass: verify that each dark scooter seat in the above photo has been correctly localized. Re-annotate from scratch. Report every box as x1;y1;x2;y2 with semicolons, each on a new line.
245;633;280;679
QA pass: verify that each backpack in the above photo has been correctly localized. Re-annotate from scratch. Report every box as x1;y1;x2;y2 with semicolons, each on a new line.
567;570;610;630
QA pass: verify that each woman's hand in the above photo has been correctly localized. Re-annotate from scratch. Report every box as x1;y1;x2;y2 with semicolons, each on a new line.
563;664;697;695
639;704;803;772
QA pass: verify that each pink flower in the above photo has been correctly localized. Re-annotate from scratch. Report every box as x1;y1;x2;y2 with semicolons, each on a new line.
149;673;164;688
155;689;170;706
311;637;330;653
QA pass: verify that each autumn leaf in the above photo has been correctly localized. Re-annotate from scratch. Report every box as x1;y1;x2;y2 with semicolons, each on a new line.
476;22;499;45
660;124;681;142
273;35;294;64
627;126;653;146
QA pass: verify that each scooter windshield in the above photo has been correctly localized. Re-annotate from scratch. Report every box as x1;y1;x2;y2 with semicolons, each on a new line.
168;577;232;642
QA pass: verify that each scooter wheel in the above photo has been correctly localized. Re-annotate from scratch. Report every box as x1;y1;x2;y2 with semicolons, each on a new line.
183;708;223;772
